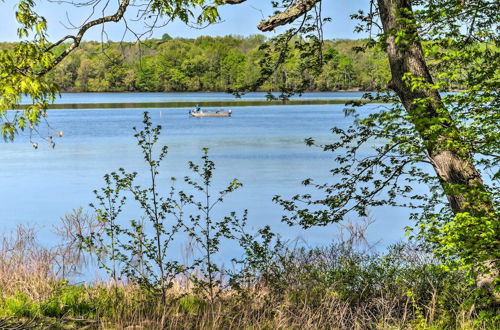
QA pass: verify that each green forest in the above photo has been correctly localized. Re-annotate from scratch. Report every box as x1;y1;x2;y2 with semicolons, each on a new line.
3;36;393;93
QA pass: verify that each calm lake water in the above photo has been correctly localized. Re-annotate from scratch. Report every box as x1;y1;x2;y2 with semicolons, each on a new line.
1;94;417;258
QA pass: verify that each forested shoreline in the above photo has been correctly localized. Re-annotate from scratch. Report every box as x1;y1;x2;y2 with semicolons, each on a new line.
2;35;471;95
4;36;393;93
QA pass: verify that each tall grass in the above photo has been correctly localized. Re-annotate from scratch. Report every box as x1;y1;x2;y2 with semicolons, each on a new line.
0;224;497;329
0;225;58;300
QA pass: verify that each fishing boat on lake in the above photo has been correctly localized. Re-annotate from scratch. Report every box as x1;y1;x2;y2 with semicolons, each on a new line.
189;109;232;117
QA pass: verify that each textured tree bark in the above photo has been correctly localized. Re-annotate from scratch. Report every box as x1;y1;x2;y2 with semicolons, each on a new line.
377;0;492;216
377;0;497;292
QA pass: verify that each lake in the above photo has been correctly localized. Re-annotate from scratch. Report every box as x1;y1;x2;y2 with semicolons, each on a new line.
1;93;415;258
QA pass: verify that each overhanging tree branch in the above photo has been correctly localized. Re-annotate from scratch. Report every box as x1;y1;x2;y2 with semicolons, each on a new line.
39;0;253;76
220;0;248;4
37;0;130;76
257;0;321;31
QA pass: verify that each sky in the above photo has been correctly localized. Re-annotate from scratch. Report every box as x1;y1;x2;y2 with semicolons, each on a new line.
0;0;370;42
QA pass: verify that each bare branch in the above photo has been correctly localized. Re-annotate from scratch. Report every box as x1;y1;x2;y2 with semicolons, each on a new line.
44;35;77;52
257;0;321;32
220;0;248;4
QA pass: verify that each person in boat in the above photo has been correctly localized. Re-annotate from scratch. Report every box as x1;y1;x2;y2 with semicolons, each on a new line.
195;104;201;113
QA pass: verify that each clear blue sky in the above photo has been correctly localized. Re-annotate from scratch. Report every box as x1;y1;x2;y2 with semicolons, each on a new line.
0;1;369;42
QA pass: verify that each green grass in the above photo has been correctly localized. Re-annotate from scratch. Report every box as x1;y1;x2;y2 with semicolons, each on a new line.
1;244;498;329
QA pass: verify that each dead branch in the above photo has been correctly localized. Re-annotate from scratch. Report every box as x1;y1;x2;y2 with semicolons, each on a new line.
257;0;321;31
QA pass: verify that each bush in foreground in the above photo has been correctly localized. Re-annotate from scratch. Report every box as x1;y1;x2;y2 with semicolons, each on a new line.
0;231;498;329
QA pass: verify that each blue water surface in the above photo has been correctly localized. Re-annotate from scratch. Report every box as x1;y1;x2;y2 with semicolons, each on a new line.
1;101;420;264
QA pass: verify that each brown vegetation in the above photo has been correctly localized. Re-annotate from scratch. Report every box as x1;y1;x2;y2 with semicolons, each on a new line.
0;223;496;329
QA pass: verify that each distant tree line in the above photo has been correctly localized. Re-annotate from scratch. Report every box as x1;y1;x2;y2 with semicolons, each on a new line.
1;35;394;93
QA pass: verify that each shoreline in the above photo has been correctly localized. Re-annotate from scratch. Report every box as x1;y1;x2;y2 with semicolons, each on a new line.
16;98;388;110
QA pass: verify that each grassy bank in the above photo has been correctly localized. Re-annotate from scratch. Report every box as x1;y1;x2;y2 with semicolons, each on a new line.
0;225;498;329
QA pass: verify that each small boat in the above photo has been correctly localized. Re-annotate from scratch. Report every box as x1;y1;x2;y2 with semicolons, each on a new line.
189;109;232;117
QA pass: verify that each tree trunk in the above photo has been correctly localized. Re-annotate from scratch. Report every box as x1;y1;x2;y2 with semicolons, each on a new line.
249;0;498;291
377;0;492;215
377;0;497;291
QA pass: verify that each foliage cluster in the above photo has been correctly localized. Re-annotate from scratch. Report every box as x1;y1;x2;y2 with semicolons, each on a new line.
0;0;57;142
0;36;392;93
